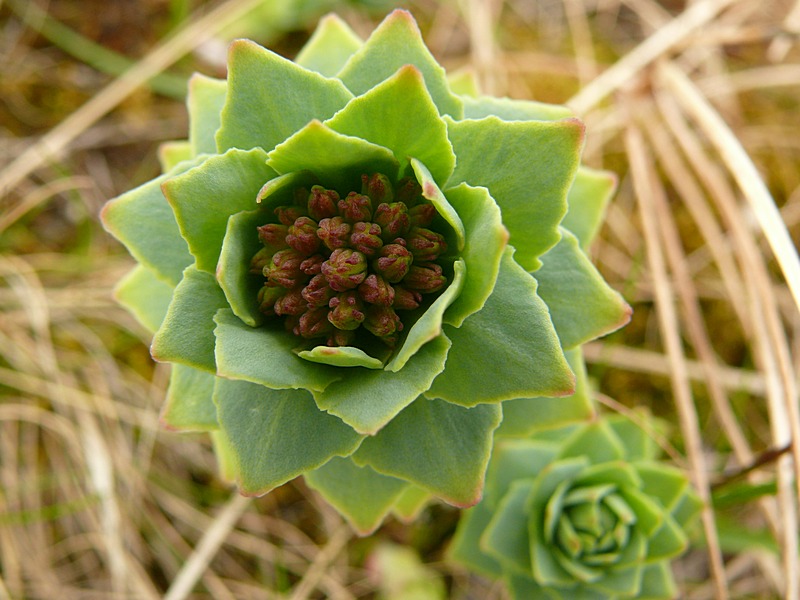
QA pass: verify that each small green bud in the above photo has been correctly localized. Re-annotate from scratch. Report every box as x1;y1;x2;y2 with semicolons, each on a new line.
392;285;422;310
327;328;355;347
406;227;448;261
274;205;307;226
266;249;307;288
257;284;284;315
349;221;383;257
373;202;410;240
286;216;321;255
308;185;339;220
317;216;352;251
273;287;306;316
404;262;447;293
327;291;365;330
363;305;402;337
249;247;274;275
302;273;335;308
372;242;413;283
257;223;290;249
361;173;394;204
296;307;334;339
338;192;372;222
358;273;394;306
322;248;368;291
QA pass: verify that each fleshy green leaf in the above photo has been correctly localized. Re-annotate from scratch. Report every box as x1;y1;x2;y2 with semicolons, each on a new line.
485;440;559;506
528;457;590;586
164;148;275;273
441;183;507;327
151;266;228;372
636;463;692;512
646;515;688;561
267;120;400;193
606;413;662;461
426;248;575;406
354;397;502;507
616;487;665;537
385;260;463;373
216;39;353;153
158;141;193;171
161;364;218;431
558;420;627;464
563;167;617;248
217;209;266;327
305;457;407;535
213;308;341;393
326;65;456;185
114;265;174;333
210;428;238;484
496;347;595;438
101;154;207;286
337;9;463;118
215;378;363;495
449;71;480;97
299;346;384;369
313;334;451;435
410;158;465;250
391;486;431;522
187;73;227;156
592;564;644;597
638;563;678;600
445;116;584;271
483;480;537;574
461;95;573;121
294;14;363;78
447;501;504;579
535;228;631;348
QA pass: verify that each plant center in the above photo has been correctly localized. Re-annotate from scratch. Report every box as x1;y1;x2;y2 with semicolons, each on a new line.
250;173;449;349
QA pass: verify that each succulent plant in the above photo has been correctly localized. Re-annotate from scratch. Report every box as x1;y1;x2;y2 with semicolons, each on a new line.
448;414;703;599
100;9;630;533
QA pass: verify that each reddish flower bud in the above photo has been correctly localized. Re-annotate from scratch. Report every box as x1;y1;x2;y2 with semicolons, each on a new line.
327;291;365;330
408;203;437;228
317;216;352;251
250;247;274;275
372;243;413;283
321;248;368;291
358;273;395;306
395;176;422;206
327;328;355;347
338;192;372;222
286;216;321;255
406;227;448;261
392;285;422;310
349;221;383;257
404;263;447;293
361;173;394;204
257;223;289;249
296;307;333;339
273;287;306;316
267;249;307;288
302;273;335;308
257;284;284;315
274;205;307;226
363;305;402;338
308;185;339;220
373;202;410;240
299;254;325;275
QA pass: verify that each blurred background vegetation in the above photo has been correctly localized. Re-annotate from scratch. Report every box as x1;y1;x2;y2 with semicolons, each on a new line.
2;0;800;598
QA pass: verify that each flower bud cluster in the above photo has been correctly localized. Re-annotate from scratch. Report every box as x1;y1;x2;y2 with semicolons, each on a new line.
251;174;449;348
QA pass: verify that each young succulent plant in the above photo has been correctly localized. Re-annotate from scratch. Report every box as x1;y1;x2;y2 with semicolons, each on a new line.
448;414;703;599
101;9;631;533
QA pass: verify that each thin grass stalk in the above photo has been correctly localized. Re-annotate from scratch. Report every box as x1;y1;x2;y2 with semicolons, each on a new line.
566;0;737;114
623;109;729;600
654;75;799;599
642;113;754;463
0;0;271;196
